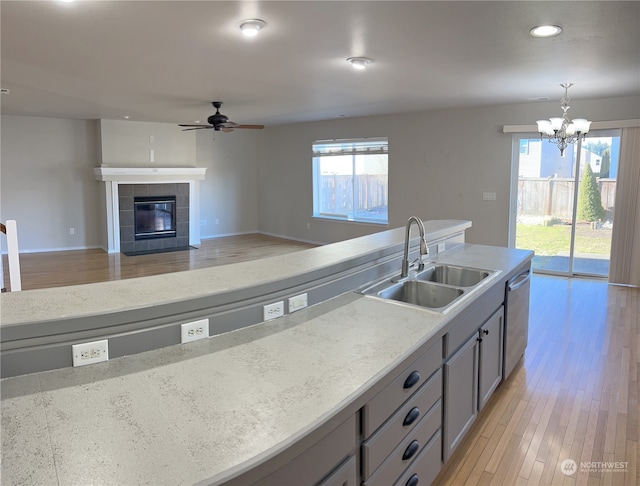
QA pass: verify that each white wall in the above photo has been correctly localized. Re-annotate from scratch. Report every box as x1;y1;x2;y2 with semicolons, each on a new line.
0;116;101;252
260;95;640;246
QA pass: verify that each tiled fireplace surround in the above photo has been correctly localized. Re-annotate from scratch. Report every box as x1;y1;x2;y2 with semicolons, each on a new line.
94;167;206;254
118;183;190;254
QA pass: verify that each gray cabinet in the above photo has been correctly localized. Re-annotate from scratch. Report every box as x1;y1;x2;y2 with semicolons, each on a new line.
443;331;478;461
478;307;504;411
251;414;357;486
443;305;504;461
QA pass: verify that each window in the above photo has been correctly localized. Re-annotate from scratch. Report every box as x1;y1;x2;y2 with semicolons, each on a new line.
312;138;388;224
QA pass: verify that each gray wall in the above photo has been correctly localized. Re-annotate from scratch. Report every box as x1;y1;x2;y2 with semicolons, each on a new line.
196;128;260;238
2;95;638;252
99;119;196;167
259;95;640;246
0;116;102;252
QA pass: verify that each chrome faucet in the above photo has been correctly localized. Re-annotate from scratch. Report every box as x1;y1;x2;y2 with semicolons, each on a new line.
401;216;429;278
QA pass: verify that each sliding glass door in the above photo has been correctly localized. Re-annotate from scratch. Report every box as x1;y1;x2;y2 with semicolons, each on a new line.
510;129;621;277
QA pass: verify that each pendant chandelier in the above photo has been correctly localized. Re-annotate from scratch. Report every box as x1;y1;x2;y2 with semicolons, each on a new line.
536;83;592;157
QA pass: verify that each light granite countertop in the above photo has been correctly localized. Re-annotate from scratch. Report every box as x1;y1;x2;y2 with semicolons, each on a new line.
0;220;469;326
0;223;532;485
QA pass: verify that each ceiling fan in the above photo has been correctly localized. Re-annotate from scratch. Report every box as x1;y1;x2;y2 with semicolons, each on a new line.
178;102;264;133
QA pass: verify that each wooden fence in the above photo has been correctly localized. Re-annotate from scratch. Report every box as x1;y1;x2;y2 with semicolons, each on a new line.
319;174;388;215
518;177;616;222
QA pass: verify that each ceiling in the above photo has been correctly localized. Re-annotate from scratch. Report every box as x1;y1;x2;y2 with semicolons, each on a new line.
1;1;639;127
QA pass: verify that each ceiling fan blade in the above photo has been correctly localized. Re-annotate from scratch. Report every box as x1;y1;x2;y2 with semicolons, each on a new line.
221;127;235;133
178;124;211;127
233;124;265;129
181;126;213;131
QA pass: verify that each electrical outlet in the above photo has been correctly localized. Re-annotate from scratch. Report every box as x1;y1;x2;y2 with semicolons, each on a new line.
149;148;155;162
288;293;308;312
263;301;284;321
181;319;209;344
437;242;446;253
483;192;496;201
69;227;75;235
72;340;109;367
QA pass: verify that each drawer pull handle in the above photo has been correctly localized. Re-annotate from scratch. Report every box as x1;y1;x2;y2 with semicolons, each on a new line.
403;371;421;389
403;407;420;426
402;440;420;461
406;474;420;486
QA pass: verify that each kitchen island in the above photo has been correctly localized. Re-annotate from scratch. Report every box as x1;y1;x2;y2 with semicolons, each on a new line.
1;220;532;485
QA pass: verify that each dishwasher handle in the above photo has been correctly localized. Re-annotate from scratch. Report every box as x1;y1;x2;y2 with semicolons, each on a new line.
508;269;530;292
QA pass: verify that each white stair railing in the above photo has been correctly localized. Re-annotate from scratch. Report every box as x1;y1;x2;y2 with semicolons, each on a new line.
1;220;22;292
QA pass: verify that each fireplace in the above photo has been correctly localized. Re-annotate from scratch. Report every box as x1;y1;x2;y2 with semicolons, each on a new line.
118;183;190;254
134;196;177;240
94;167;206;254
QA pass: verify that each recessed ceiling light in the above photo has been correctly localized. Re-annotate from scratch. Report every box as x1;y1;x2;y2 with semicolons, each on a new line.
530;25;562;38
347;57;373;70
122;115;130;120
1;88;9;95
240;19;266;37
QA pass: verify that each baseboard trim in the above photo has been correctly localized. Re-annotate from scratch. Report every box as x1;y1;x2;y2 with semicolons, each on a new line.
258;231;326;246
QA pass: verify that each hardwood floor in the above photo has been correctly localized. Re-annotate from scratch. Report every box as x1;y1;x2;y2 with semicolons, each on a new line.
3;238;638;484
1;234;317;291
434;275;639;486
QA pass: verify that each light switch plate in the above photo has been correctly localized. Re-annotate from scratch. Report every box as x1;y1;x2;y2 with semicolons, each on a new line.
289;293;308;312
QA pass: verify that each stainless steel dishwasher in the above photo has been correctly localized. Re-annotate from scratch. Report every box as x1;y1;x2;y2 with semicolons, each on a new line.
504;267;531;379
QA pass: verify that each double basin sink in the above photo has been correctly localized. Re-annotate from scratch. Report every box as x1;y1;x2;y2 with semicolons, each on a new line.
360;264;495;313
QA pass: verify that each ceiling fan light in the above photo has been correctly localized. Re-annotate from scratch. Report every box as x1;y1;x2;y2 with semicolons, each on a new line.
240;19;266;37
530;25;562;37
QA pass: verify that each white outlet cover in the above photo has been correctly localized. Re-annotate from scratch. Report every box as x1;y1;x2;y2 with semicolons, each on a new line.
263;301;285;321
72;340;109;367
181;319;209;344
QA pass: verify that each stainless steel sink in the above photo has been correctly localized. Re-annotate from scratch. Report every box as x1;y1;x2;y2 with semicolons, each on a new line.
378;280;464;309
415;264;490;287
358;263;496;313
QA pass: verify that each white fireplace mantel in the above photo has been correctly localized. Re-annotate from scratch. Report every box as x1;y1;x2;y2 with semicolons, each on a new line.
94;167;207;253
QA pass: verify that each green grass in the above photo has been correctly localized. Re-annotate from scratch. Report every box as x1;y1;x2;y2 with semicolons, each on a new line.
516;223;612;256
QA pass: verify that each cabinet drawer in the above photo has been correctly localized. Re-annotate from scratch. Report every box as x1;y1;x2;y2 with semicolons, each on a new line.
362;369;441;479
363;400;441;486
393;430;442;486
363;340;442;437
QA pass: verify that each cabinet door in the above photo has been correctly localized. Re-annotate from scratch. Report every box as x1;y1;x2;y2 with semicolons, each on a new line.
478;306;504;411
443;334;478;461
